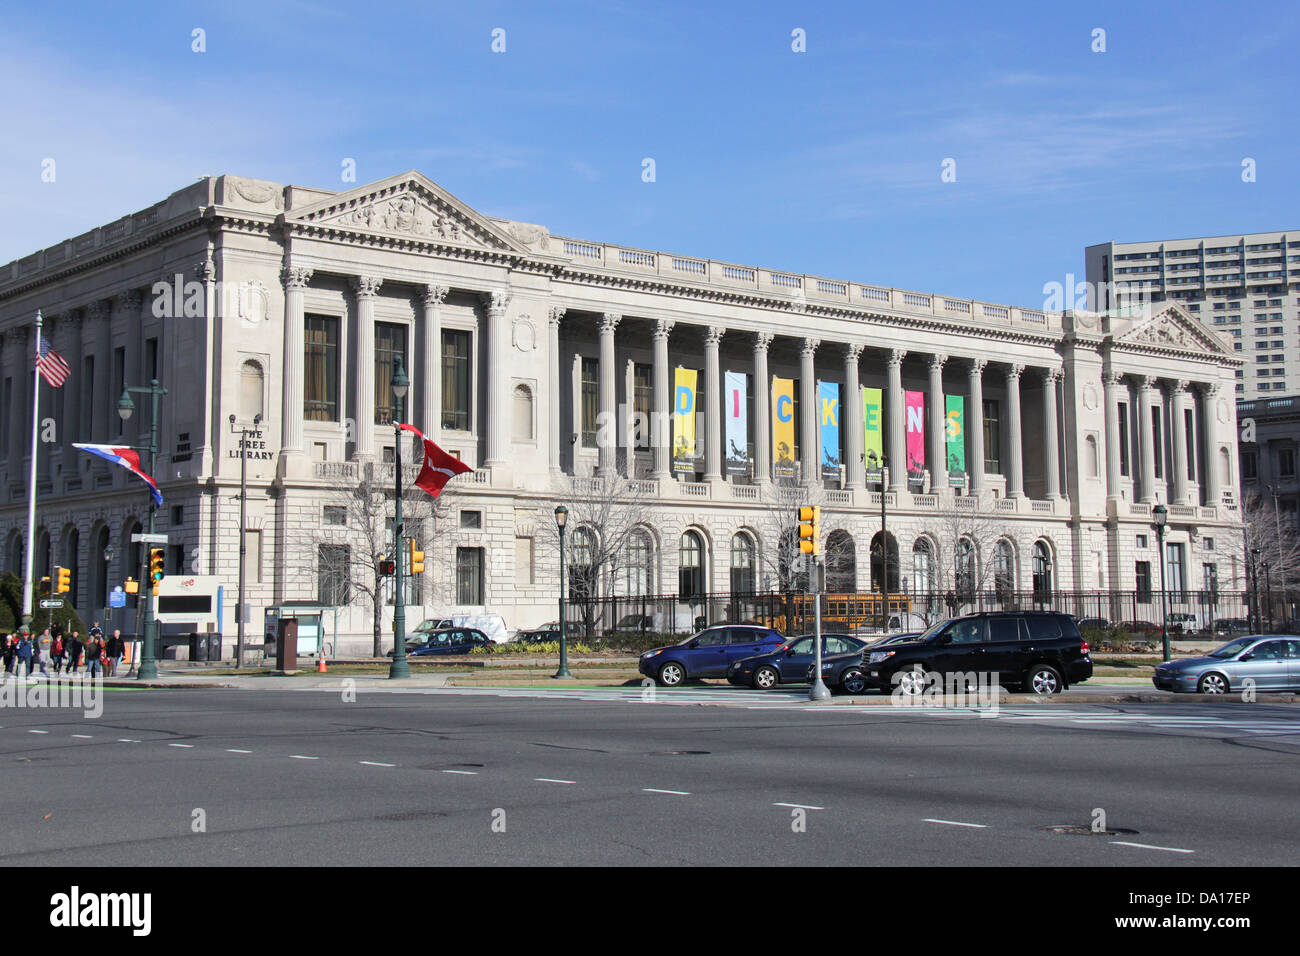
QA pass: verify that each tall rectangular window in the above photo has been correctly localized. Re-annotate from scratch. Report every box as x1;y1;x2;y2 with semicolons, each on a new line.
456;547;484;604
1118;403;1130;476
1184;408;1196;480
1151;406;1163;478
304;314;339;421
0;378;9;456
1135;561;1152;603
633;363;652;449
374;322;408;425
581;357;599;448
982;399;1000;472
441;330;471;431
1166;542;1186;597
318;545;350;605
1279;448;1296;479
81;356;95;441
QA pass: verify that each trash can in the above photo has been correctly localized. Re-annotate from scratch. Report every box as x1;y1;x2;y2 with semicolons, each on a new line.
189;633;207;662
205;635;222;662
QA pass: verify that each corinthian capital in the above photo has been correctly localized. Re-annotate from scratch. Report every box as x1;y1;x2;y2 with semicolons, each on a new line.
351;275;382;299
549;306;567;329
928;353;948;373
704;325;725;348
653;318;675;340
423;284;450;307
754;331;774;351
118;289;143;313
887;348;906;369
487;289;511;314
599;312;621;335
969;358;987;376
1007;363;1024;382
801;337;820;356
1044;366;1064;384
846;343;864;362
281;266;313;291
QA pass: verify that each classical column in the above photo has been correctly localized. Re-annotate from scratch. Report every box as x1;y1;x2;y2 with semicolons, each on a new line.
350;276;381;461
5;328;27;469
1137;376;1158;503
752;333;773;485
1201;383;1223;505
1103;370;1123;499
967;360;986;494
61;311;83;447
800;338;819;485
844;344;864;487
597;312;620;475
422;284;449;439
703;325;724;481
928;353;948;493
1043;367;1062;499
1005;364;1025;498
887;349;907;493
485;290;512;469
549;307;566;477
652;319;674;480
1169;380;1190;504
119;290;143;443
279;267;311;475
88;299;111;445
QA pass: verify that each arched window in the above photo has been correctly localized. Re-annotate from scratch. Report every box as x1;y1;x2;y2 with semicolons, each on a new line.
955;537;976;598
825;530;856;593
778;528;808;592
569;527;597;600
512;383;534;442
994;540;1015;599
1085;434;1099;477
239;360;264;422
870;532;899;593
730;532;756;594
6;532;21;576
91;526;110;610
1032;540;1053;601
679;530;705;599
623;529;653;597
912;539;935;595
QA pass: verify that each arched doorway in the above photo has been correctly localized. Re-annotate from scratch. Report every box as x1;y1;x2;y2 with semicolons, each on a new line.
1032;540;1053;602
678;530;705;600
994;539;1016;604
825;530;856;592
92;525;110;612
869;531;899;593
730;532;756;595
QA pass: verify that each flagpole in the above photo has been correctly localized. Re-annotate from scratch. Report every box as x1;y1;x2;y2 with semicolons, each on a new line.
20;311;42;634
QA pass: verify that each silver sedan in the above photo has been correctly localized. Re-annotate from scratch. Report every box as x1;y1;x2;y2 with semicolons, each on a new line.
1152;636;1300;694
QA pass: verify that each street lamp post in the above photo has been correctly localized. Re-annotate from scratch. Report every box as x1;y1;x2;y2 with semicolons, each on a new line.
389;356;411;679
554;505;572;679
230;413;261;669
1152;504;1170;662
117;378;167;680
1249;547;1262;632
1262;560;1273;633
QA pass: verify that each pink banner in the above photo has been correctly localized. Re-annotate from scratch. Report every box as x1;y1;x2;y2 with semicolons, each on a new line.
905;390;925;478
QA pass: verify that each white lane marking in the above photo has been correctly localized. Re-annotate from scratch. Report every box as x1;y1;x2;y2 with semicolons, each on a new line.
442;769;478;775
28;730;48;734
774;802;825;810
227;748;252;754
360;761;395;767
289;755;319;760
71;734;93;739
923;818;988;828
117;738;140;743
643;788;691;795
168;743;194;748
534;778;575;784
1110;840;1194;854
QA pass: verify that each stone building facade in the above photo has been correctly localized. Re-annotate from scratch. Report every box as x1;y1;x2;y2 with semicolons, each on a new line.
0;171;1245;652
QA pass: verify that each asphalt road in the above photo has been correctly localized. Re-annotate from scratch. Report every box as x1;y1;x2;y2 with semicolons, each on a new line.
2;685;1296;865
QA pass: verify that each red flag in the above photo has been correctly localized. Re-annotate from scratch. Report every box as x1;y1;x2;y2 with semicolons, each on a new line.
399;423;472;497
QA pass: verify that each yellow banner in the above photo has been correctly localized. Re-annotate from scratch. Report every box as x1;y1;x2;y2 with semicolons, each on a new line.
673;367;698;473
772;377;795;479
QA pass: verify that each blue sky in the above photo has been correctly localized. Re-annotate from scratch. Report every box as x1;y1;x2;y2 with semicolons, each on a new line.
3;0;1296;309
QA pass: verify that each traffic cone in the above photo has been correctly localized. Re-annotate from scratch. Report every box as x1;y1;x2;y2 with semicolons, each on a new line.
317;655;327;674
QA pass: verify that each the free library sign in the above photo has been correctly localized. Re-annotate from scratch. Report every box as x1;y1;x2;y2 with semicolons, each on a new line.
155;575;222;627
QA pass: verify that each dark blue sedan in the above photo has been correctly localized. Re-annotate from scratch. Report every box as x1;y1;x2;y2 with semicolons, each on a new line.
728;633;867;689
409;628;493;656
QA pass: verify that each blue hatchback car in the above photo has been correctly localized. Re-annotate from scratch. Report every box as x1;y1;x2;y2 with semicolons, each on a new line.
639;625;785;686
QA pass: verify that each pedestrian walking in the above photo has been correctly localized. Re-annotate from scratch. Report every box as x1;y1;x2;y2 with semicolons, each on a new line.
67;631;82;674
2;633;13;675
106;630;124;677
85;633;102;680
52;633;64;674
15;635;33;679
35;629;51;678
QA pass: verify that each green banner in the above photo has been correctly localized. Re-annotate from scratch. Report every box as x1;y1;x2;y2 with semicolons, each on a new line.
862;387;884;480
945;394;965;484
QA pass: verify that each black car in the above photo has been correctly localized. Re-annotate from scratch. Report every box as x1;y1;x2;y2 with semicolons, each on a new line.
408;628;493;656
727;633;866;689
832;611;1092;696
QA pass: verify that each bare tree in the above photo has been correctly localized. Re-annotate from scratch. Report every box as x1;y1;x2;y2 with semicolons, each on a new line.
292;460;455;657
927;491;1018;615
1239;490;1300;623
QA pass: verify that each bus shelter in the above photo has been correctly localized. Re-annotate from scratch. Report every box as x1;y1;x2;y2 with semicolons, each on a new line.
263;602;341;660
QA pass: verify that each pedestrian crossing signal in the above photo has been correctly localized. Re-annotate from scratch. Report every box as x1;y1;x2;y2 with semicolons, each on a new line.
125;578;139;594
798;506;821;556
379;559;396;576
408;538;425;575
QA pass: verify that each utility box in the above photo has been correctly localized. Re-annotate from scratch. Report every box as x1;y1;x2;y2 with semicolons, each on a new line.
276;618;298;671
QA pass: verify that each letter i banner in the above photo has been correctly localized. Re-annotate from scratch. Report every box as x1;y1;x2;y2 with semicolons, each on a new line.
397;423;472;497
673;367;698;474
724;370;748;475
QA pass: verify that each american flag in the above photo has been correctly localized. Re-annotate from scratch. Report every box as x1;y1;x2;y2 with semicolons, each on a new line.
36;333;70;387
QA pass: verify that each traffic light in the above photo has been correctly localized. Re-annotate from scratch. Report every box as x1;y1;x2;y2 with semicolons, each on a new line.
379;559;396;576
149;548;166;585
56;566;71;594
408;538;425;575
124;578;139;594
798;506;821;556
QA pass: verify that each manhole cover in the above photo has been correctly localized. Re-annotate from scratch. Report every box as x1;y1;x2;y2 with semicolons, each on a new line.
650;750;710;756
374;811;448;822
1040;824;1139;836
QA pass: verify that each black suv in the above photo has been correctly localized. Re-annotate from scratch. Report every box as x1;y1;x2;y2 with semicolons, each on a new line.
853;612;1092;695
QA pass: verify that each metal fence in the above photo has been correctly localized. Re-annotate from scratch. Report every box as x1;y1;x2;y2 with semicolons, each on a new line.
562;588;1298;640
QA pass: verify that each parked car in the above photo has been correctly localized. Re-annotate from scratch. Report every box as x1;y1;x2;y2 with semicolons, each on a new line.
511;622;561;643
639;625;785;686
829;611;1092;696
1152;636;1300;693
1213;618;1252;637
727;633;866;689
414;614;511;644
1166;612;1202;634
1117;620;1161;634
1074;616;1110;631
408;628;493;656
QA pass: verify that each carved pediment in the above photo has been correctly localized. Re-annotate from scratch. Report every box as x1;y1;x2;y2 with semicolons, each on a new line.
286;171;529;253
1114;306;1231;357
